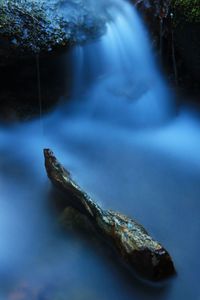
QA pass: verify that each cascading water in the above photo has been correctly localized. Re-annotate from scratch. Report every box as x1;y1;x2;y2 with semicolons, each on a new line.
69;0;173;126
0;1;200;300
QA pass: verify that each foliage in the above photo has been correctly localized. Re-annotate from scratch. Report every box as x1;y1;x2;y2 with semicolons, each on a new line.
171;0;200;23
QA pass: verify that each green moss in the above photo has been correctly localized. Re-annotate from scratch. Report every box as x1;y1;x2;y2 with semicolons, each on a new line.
0;1;67;54
172;0;200;23
0;0;107;58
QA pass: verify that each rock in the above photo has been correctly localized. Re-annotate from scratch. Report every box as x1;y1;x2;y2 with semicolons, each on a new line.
132;0;200;91
0;0;107;64
132;0;171;43
171;0;200;85
0;0;114;120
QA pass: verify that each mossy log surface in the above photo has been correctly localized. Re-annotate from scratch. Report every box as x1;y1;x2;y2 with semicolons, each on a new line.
44;148;176;282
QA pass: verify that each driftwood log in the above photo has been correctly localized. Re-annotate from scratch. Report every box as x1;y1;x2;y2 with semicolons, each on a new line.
44;149;175;282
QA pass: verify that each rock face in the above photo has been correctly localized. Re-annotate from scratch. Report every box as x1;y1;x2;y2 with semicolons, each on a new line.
133;0;200;90
0;0;112;120
132;0;171;39
171;0;200;86
0;0;108;63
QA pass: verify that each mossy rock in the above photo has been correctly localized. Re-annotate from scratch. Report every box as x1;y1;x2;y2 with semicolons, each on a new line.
0;0;107;64
171;0;200;24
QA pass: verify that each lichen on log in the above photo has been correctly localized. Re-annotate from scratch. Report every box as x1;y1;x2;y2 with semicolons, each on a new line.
44;149;175;282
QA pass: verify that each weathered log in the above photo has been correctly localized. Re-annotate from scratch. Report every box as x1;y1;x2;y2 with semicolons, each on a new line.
44;148;175;282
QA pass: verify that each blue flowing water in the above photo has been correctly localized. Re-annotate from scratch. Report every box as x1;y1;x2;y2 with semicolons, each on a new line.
70;1;173;126
0;1;200;299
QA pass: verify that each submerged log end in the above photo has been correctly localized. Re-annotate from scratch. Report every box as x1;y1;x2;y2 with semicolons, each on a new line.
101;211;176;282
130;247;176;282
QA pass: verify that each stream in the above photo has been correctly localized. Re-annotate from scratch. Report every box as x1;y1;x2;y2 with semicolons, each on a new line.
0;1;200;299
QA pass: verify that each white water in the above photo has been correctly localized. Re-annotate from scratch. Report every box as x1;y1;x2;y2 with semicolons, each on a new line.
69;1;173;126
0;1;200;299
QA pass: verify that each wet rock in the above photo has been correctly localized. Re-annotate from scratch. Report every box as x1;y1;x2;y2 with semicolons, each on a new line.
132;0;171;44
132;0;200;91
0;0;107;64
0;0;114;121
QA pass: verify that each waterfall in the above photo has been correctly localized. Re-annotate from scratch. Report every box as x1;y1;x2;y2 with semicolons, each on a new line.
69;0;174;127
1;1;200;299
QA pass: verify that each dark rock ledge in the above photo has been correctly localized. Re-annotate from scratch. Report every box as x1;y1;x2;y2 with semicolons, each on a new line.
0;0;108;64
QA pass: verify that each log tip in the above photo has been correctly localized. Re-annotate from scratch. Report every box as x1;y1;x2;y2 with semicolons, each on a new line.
152;249;176;281
43;148;54;159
